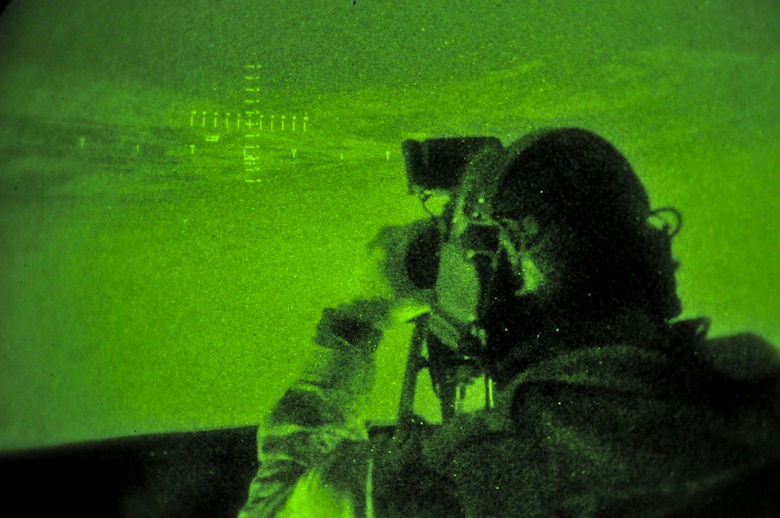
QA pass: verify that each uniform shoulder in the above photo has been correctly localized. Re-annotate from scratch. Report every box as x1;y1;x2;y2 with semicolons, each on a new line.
695;331;780;383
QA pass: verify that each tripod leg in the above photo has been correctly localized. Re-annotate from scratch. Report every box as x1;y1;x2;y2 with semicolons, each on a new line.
396;314;428;442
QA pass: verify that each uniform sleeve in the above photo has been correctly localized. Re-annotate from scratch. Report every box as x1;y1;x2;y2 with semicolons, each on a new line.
237;300;388;518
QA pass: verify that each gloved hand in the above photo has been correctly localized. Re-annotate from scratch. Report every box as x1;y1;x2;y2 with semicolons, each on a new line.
314;298;393;354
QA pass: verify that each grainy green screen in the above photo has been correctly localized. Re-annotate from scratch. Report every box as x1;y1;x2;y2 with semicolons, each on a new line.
0;0;778;452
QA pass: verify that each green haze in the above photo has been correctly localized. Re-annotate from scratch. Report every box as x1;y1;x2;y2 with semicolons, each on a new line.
0;0;778;451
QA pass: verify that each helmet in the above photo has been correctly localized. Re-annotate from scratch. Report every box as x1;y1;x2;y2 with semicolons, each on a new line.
396;128;682;416
425;128;681;362
497;128;652;240
490;128;682;334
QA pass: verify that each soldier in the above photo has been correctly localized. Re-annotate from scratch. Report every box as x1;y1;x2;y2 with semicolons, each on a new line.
239;128;780;517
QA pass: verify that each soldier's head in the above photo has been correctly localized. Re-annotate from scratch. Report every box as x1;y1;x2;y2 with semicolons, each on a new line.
417;128;681;370
495;128;680;318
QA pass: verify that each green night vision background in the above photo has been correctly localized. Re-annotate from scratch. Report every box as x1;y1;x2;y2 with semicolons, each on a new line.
0;0;778;452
